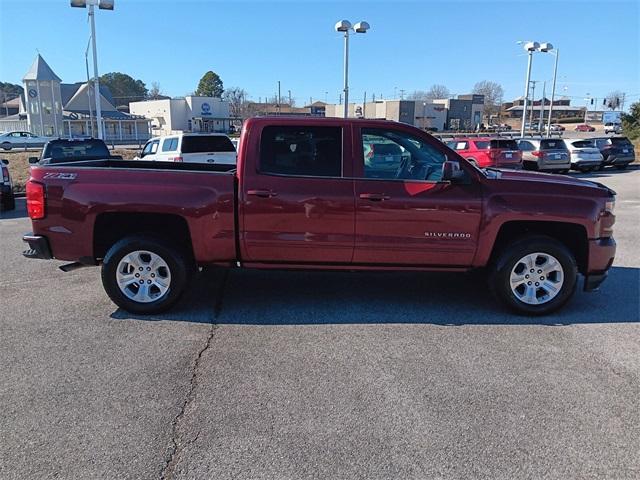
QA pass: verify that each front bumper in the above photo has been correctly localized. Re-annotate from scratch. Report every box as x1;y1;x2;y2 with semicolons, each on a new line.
584;237;616;292
22;233;53;260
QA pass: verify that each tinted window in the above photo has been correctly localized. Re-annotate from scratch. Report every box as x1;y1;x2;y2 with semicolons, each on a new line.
162;137;178;152
362;128;446;182
518;141;535;151
446;141;467;150
475;141;490;149
611;137;632;146
182;135;235;153
570;140;593;148
260;126;342;177
490;139;518;150
540;139;564;150
45;140;110;162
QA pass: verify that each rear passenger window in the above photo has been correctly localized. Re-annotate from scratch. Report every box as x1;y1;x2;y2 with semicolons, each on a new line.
162;137;178;152
475;141;490;149
260;126;342;177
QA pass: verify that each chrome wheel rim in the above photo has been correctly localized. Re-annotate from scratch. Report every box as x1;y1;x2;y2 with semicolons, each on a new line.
510;252;564;305
116;250;171;303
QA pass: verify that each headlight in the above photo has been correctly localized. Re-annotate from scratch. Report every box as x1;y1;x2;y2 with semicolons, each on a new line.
604;198;615;214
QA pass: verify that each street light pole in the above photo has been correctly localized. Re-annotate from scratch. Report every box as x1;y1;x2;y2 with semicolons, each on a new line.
342;28;349;118
520;44;536;137
546;49;559;137
335;20;369;119
88;2;103;139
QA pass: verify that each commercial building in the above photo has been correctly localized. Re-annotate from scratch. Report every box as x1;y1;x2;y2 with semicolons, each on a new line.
502;96;584;120
0;55;150;140
129;96;231;136
323;97;470;132
433;94;485;131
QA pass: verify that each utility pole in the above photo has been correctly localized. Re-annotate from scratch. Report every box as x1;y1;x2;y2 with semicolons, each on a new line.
372;93;376;102
277;81;281;115
528;80;537;128
363;91;367;117
288;90;292;106
88;2;103;139
399;89;405;100
339;93;342;105
539;81;546;133
546;49;559;138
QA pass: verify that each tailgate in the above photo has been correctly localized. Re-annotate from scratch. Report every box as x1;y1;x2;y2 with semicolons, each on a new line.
182;151;237;165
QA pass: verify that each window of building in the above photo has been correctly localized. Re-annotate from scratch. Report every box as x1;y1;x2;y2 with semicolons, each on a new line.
42;101;52;115
44;125;54;136
30;101;39;114
259;126;342;177
361;128;446;182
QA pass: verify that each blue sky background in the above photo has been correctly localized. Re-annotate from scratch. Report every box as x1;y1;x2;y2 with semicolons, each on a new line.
1;0;639;108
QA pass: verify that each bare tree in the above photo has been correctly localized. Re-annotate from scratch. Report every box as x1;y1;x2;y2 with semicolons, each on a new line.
222;87;248;118
425;84;450;101
407;90;428;101
604;90;625;110
148;82;163;100
472;80;504;122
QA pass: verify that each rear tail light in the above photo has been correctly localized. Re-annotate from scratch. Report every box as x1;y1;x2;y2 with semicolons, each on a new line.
532;151;543;157
26;180;45;220
170;156;183;162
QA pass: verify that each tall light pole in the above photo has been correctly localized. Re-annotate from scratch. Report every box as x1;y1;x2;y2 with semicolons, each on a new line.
335;20;370;118
71;0;114;140
520;42;539;137
545;48;559;137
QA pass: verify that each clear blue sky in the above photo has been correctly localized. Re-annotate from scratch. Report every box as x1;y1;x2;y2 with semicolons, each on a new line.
1;0;639;108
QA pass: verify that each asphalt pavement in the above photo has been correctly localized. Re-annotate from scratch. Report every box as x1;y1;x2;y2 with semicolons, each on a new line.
0;169;638;480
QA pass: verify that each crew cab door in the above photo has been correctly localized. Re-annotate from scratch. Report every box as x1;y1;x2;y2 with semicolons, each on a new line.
240;122;354;263
354;125;482;266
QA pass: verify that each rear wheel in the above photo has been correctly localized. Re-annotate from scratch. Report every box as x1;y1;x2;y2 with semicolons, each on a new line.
1;142;11;151
489;235;577;315
101;236;192;314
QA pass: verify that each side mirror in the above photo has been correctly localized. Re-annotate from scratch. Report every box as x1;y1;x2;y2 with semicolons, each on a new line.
1;159;8;166
28;157;39;164
442;160;464;182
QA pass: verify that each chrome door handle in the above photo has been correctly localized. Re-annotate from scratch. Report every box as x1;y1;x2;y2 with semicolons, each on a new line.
247;189;278;198
359;193;390;201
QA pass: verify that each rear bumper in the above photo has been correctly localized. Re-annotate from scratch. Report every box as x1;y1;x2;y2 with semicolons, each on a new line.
603;155;635;166
584;237;616;292
22;233;53;260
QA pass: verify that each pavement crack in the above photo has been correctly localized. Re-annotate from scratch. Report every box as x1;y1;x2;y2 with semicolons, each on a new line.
159;268;230;480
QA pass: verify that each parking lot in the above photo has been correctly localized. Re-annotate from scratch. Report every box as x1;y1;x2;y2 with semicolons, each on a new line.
1;168;639;479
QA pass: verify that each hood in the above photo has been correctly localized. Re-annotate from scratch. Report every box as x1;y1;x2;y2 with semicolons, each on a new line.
488;169;616;196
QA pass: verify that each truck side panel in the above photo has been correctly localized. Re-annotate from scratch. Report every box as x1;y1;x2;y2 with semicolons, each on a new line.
29;166;236;263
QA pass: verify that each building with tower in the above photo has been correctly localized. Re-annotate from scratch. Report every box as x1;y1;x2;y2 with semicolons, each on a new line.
0;54;151;141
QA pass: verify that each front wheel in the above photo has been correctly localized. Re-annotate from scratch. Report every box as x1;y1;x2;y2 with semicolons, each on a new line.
101;236;191;314
1;142;12;151
489;235;577;315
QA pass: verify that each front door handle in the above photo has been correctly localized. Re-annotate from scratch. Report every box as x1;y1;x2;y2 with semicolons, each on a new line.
247;189;278;198
359;193;391;201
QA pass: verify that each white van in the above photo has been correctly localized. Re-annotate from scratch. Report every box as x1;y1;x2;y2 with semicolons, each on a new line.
138;133;237;165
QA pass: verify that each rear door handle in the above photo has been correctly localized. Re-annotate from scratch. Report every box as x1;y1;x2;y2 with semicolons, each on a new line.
247;189;278;198
359;193;391;201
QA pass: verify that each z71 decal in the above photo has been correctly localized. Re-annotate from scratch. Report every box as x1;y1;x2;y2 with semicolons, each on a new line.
43;172;78;180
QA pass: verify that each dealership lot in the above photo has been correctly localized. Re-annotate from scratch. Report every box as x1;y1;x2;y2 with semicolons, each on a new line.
1;169;639;479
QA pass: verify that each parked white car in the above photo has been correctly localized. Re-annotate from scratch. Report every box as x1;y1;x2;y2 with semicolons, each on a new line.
562;139;604;172
0;131;49;150
137;133;237;165
604;123;622;134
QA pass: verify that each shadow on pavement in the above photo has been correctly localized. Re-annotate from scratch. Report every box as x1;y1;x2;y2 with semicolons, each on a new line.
113;265;640;326
109;268;227;324
0;197;27;220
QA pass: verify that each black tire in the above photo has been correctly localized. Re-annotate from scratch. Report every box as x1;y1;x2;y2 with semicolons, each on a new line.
1;142;11;151
1;194;15;212
101;235;191;314
615;164;628;170
488;235;578;316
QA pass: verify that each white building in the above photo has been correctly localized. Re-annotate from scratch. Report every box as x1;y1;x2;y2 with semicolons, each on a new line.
0;54;151;141
129;96;231;136
324;99;448;131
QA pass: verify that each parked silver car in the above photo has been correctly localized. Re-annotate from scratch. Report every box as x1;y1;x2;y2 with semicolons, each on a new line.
562;139;604;172
517;138;571;172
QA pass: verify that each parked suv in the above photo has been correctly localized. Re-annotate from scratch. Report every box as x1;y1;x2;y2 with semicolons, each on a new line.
562;139;603;172
517;138;571;172
138;133;237;165
445;138;522;169
0;158;15;211
592;136;636;170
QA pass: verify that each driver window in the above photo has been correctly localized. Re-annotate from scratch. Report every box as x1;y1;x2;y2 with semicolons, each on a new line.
361;128;446;182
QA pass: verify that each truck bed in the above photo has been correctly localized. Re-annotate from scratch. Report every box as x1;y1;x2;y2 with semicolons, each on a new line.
28;159;238;264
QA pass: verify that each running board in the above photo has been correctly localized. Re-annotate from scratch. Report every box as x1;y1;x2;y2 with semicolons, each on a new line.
59;262;92;273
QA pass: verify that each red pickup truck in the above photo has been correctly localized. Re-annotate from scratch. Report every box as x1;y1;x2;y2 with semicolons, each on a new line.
22;117;616;316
